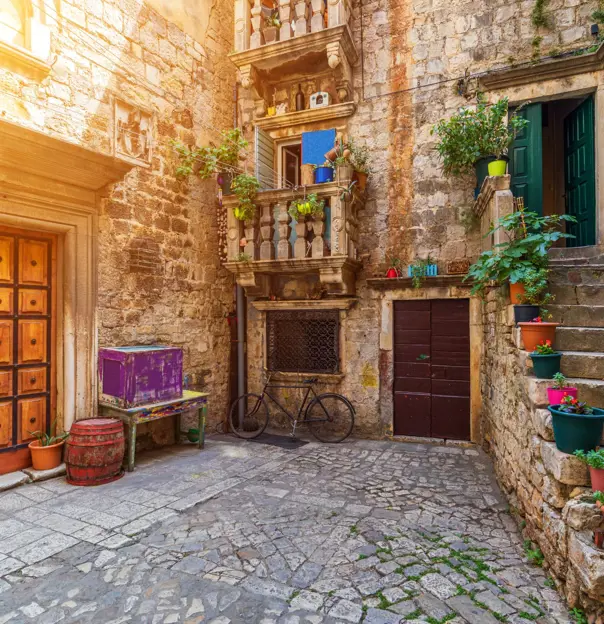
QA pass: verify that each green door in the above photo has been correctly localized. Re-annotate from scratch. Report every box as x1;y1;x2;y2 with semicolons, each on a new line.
510;103;543;216
564;96;596;247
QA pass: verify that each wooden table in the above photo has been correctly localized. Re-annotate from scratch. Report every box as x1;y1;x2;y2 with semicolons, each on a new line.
99;390;208;472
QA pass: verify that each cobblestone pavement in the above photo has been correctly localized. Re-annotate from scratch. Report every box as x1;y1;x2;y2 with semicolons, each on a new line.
0;436;571;624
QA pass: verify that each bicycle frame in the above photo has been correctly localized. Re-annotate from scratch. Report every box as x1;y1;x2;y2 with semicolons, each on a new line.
260;380;317;425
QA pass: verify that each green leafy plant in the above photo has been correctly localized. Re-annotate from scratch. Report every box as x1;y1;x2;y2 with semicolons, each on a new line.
28;419;69;447
288;193;325;221
234;252;252;263
557;395;594;415
551;372;568;390
523;539;544;567
409;257;435;289
388;256;403;273
593;491;604;505
464;208;576;297
431;95;529;178
231;173;260;221
172;128;248;180
265;11;281;27
534;340;556;355
570;608;588;624
338;181;357;201
575;450;604;469
348;138;373;175
516;267;552;306
313;161;335;171
531;0;551;28
594;1;604;23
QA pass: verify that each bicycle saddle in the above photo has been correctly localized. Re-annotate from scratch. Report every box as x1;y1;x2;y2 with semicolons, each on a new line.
303;377;318;384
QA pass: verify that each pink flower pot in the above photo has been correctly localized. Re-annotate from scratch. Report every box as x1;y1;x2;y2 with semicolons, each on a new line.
591;467;604;492
547;387;578;405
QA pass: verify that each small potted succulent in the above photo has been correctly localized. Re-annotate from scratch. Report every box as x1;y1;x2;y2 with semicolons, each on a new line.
519;315;560;353
386;257;402;278
575;450;604;492
264;12;280;43
530;340;561;379
547;372;578;405
29;422;69;471
549;395;604;454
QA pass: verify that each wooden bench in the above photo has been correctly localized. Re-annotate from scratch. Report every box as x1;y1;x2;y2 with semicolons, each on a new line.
99;390;208;472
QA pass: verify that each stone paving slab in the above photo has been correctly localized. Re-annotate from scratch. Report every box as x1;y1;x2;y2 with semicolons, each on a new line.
0;436;573;623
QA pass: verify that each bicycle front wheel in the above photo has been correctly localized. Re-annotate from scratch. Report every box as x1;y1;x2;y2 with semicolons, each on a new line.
229;393;269;439
305;393;355;443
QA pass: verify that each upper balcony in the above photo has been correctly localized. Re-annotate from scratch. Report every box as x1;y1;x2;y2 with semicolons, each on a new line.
230;0;357;108
223;174;364;297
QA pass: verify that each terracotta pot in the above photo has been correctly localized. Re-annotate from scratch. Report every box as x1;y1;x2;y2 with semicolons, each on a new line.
518;322;559;352
29;439;65;471
547;387;578;405
354;171;368;192
591;467;604;492
509;281;526;304
595;529;604;549
337;164;354;184
263;26;278;43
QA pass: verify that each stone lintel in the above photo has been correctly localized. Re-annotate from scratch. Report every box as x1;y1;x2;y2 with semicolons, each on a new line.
254;102;356;130
253;298;357;311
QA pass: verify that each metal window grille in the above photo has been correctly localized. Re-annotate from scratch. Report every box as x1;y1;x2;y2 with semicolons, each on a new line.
266;310;340;374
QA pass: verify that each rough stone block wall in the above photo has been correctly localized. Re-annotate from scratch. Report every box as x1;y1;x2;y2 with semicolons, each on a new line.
481;289;604;617
0;0;236;440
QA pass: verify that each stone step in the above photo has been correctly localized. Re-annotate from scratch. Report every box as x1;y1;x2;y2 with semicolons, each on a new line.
560;351;604;380
556;327;604;352
528;376;604;409
548;305;604;328
549;245;604;265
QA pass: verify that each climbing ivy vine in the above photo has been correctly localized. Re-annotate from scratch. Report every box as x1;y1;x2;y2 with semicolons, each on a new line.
531;0;550;29
593;0;604;24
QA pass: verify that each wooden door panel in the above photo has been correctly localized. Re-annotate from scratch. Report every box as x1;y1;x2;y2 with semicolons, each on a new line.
394;344;432;362
431;395;470;440
0;237;14;284
18;290;47;314
18;397;46;443
0;371;11;397
394;377;431;393
394;362;431;379
0;288;12;314
393;393;431;437
431;365;470;381
0;401;11;446
18;368;46;394
394;329;431;345
19;240;48;286
18;320;47;364
0;321;12;365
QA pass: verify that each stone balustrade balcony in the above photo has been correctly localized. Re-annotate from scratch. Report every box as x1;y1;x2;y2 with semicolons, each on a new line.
223;179;363;296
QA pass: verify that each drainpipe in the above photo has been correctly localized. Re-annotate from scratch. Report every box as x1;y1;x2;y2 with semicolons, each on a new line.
236;285;246;417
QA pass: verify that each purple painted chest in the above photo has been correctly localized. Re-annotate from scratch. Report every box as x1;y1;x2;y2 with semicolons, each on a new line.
98;346;183;408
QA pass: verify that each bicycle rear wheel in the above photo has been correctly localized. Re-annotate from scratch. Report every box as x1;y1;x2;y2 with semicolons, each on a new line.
305;393;355;443
229;393;269;439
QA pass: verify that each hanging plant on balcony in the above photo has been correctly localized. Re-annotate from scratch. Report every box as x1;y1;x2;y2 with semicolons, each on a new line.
231;173;260;221
288;193;325;221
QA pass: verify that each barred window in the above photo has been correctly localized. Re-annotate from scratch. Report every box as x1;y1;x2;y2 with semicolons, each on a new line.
266;310;340;374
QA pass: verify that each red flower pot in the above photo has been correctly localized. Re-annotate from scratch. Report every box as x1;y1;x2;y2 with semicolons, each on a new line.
547;387;578;405
591;467;604;492
386;268;399;278
518;322;559;352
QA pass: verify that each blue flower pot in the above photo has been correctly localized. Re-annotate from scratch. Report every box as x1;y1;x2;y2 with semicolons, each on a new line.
407;264;438;278
314;166;334;184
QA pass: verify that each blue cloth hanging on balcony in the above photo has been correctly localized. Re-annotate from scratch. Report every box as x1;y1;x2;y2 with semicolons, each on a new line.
301;129;336;165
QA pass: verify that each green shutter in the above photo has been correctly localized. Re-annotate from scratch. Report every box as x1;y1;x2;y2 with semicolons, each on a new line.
564;96;596;247
510;103;543;216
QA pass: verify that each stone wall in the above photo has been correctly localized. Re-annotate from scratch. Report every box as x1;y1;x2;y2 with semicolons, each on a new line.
481;289;604;617
0;0;236;438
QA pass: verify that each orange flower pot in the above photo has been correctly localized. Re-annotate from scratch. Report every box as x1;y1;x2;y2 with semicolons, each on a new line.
518;322;560;352
509;281;526;304
29;439;65;471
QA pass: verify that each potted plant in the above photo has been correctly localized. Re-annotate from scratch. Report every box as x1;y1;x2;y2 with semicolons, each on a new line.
264;12;280;43
513;267;551;324
386;257;402;278
549;395;604;454
575;450;604;492
530;340;561;379
408;257;437;288
348;139;372;192
333;143;354;183
28;422;69;471
314;161;334;184
519;315;560;353
547;372;578;405
231;173;260;221
288;193;325;221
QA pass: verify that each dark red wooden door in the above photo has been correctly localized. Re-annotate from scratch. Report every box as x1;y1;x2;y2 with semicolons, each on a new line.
393;299;470;440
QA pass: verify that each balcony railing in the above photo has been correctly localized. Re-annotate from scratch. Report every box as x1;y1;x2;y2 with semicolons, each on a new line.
234;0;351;51
223;179;363;296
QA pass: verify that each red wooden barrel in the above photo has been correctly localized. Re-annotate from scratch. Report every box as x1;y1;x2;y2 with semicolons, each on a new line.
65;419;125;486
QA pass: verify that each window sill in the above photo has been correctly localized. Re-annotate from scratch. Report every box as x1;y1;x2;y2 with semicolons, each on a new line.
265;371;345;384
0;40;51;79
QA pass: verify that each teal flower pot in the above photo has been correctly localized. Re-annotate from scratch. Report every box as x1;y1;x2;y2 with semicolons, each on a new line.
549;405;604;454
530;353;562;379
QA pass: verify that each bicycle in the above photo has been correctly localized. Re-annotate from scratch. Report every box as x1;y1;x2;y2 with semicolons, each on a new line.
228;372;355;443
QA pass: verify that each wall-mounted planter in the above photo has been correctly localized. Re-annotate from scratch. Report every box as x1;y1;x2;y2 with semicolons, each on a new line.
518;322;559;352
531;352;562;379
407;264;438;278
314;166;334;184
549;405;604;454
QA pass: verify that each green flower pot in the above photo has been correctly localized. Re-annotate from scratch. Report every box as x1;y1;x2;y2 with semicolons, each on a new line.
548;405;604;454
530;352;562;379
488;159;507;176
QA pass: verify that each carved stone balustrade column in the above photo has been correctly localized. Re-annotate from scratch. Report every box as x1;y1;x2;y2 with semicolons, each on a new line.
327;0;349;27
329;194;347;256
311;211;326;258
227;206;243;260
244;217;259;259
310;0;325;32
234;0;252;51
293;0;309;37
250;0;264;49
278;0;294;40
276;203;292;259
259;204;275;260
294;215;308;258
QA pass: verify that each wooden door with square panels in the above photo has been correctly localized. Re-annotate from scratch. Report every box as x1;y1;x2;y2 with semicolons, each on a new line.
0;229;55;472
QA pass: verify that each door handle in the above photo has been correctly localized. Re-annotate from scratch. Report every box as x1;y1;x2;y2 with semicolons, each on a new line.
30;377;37;384
31;338;37;345
29;417;36;424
